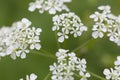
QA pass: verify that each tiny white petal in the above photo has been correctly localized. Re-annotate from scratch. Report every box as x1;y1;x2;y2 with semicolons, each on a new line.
58;36;64;43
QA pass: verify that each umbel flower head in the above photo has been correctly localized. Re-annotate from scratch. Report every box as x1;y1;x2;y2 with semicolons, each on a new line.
52;12;87;43
49;49;90;80
103;56;120;80
28;0;72;14
90;5;120;46
0;18;42;59
20;73;37;80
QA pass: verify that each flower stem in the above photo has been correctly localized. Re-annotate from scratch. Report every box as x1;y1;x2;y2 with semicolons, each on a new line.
88;71;106;80
32;50;56;59
74;73;82;78
72;38;93;52
43;72;51;80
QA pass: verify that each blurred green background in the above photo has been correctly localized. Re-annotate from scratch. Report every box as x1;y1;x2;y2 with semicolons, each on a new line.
0;0;120;80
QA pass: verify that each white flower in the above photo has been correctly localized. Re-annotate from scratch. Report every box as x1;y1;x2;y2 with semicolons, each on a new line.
0;18;42;59
56;49;68;63
17;18;31;28
16;45;30;59
80;72;91;80
28;0;72;14
68;52;77;64
92;31;103;39
20;73;37;80
103;68;119;80
103;56;120;80
90;5;120;46
98;5;111;14
63;67;74;80
114;56;120;66
52;12;87;43
57;29;69;42
90;12;106;22
28;0;42;12
92;23;107;38
103;69;111;79
50;49;90;80
107;30;117;41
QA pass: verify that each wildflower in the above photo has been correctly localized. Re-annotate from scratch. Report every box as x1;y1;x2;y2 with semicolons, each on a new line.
91;22;107;38
28;0;72;14
20;73;37;80
0;18;42;59
50;49;90;80
52;12;87;43
80;72;91;80
90;5;120;46
103;56;120;80
0;27;12;57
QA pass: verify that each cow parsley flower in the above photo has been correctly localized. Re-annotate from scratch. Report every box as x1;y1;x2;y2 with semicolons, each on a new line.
49;49;90;80
90;5;111;39
0;18;42;59
0;27;12;58
90;5;120;46
28;0;72;14
52;12;87;43
103;56;120;80
20;73;37;80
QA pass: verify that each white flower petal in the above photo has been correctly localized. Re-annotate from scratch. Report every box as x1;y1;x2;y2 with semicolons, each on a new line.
99;32;104;38
30;44;35;50
21;52;26;59
49;8;56;14
28;4;36;12
30;73;37;80
35;44;41;50
103;69;110;75
58;36;64;43
92;31;99;39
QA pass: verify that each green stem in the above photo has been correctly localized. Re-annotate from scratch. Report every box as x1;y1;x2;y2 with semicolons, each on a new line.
74;73;82;78
33;50;56;59
88;71;106;80
72;38;93;52
43;72;51;80
40;49;53;55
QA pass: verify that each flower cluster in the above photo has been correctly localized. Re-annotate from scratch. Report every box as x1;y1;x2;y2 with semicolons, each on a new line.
90;5;120;46
103;56;120;80
52;12;87;43
0;18;42;59
28;0;72;14
49;49;90;80
20;73;37;80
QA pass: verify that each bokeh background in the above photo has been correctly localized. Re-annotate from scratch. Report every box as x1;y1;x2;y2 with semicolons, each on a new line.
0;0;120;80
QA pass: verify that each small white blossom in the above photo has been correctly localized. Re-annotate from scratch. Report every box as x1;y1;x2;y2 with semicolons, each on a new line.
92;23;107;38
114;56;120;66
103;56;120;80
50;49;90;80
52;12;87;43
90;5;120;46
0;18;42;59
28;0;72;14
0;27;12;57
80;72;91;80
20;73;37;80
98;5;111;14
